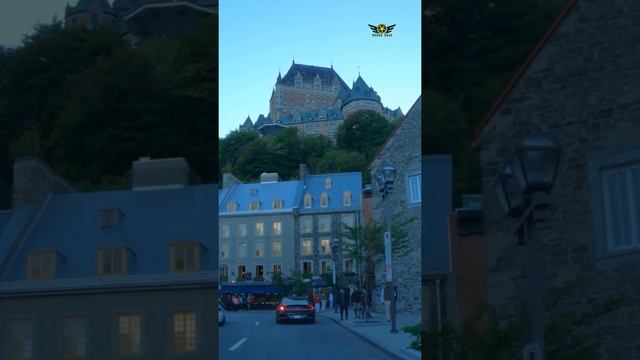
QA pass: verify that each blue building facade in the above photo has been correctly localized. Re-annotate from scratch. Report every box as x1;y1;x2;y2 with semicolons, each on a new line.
0;157;217;360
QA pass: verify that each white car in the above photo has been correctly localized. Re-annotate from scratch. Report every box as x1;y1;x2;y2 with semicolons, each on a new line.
218;305;226;326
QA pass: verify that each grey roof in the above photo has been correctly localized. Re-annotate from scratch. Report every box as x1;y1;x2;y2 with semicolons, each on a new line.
254;114;268;128
343;75;381;106
277;108;343;125
67;0;117;16
279;63;349;90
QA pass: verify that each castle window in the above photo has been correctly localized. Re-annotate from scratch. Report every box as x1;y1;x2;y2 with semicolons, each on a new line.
304;193;312;208
343;191;352;207
100;208;122;228
172;311;197;353
324;177;332;189
320;193;329;208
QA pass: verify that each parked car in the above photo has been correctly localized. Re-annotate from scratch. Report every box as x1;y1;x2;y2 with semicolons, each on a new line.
275;296;315;324
219;305;226;326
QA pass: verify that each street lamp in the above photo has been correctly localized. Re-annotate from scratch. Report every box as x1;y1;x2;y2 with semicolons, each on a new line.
496;136;560;360
376;165;398;333
331;238;339;313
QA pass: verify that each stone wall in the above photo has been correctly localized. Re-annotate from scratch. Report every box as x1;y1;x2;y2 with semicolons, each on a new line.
370;97;421;315
479;1;640;358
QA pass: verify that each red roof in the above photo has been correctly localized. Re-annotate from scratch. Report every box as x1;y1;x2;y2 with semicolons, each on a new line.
472;0;578;148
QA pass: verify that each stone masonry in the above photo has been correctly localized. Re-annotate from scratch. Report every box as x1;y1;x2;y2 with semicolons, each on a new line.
477;1;640;358
370;96;422;315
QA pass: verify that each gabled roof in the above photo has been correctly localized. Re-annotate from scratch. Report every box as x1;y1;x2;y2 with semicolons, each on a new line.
0;184;217;287
254;114;268;128
299;172;362;213
280;63;349;90
369;95;421;170
472;0;578;147
66;0;117;16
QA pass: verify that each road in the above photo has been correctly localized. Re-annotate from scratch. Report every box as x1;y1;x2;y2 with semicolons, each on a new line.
219;309;395;360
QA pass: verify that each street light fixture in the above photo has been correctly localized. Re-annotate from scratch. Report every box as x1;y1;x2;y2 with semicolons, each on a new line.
496;136;560;360
378;165;398;333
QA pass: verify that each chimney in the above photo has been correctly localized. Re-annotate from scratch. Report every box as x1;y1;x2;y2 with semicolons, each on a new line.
299;164;309;181
132;157;188;190
12;157;75;208
260;173;279;183
223;173;243;189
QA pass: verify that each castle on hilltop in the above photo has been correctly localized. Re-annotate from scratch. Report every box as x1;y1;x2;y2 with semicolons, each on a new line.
64;0;217;44
239;61;403;140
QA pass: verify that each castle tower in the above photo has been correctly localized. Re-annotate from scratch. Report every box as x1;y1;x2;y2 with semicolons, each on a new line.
341;75;384;119
65;0;119;29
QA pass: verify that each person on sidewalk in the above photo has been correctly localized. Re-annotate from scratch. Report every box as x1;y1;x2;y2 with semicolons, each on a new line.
328;292;333;312
383;282;393;322
314;293;321;313
359;288;368;319
351;287;361;319
340;287;350;320
321;292;327;313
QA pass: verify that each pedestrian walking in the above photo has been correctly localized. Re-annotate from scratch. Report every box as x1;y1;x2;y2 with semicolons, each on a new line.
383;283;392;322
333;288;339;313
351;287;361;319
232;294;239;311
314;293;321;313
359;288;367;319
339;288;350;320
321;293;327;313
328;292;333;312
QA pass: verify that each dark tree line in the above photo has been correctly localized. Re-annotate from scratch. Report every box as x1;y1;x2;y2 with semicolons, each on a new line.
218;110;399;185
0;16;217;207
423;0;567;203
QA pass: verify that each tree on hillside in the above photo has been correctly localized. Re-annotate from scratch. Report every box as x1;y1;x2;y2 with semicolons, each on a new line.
336;110;395;160
311;149;367;174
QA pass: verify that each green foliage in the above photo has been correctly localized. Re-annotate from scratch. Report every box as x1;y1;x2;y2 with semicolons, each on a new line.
424;0;566;203
402;323;422;351
0;15;217;207
336;110;395;159
286;269;310;297
423;277;623;360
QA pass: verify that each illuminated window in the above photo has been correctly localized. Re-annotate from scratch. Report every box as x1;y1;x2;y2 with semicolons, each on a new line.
249;201;260;211
237;224;247;237
170;244;200;272
255;242;264;257
321;260;331;274
272;222;282;235
304;193;313;208
117;314;141;356
62;316;86;359
27;252;56;280
255;222;264;236
320;238;331;254
272;241;282;257
8;319;32;360
98;248;127;276
343;191;352;207
301;239;312;256
273;264;282;274
272;199;284;209
320;193;329;208
324;177;332;189
227;202;237;212
172;312;196;353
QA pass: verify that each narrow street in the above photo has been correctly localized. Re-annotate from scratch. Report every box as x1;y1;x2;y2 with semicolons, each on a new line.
218;310;395;360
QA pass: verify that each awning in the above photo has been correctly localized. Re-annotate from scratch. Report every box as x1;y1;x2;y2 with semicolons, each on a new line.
220;284;285;294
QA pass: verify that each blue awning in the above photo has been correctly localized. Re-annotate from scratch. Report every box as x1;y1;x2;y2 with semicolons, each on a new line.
220;284;285;294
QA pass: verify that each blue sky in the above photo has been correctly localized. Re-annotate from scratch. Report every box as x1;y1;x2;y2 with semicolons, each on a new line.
0;0;69;47
219;0;421;138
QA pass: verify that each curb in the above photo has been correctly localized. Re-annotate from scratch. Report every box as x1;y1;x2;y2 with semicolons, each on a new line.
318;313;405;360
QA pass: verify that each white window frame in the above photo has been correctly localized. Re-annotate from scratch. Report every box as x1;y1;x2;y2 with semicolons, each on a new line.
272;221;282;236
220;243;229;259
255;222;264;236
407;172;422;204
320;193;329;208
272;241;282;258
318;215;332;233
301;239;313;256
221;224;230;238
602;165;640;251
255;242;264;258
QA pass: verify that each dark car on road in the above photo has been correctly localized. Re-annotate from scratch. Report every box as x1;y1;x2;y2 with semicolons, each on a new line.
275;296;315;324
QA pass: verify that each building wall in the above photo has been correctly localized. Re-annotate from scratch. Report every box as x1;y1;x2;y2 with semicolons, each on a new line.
343;100;383;120
219;214;295;281
0;288;217;360
270;85;340;121
370;98;421;315
479;1;640;358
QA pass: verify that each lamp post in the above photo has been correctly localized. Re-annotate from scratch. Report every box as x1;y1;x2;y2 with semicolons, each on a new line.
331;238;339;313
376;165;398;333
496;136;560;360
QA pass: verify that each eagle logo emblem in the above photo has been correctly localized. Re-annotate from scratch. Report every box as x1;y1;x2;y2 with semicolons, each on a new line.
369;23;396;36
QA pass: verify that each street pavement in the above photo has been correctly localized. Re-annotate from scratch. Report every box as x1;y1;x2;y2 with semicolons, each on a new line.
318;307;422;360
218;309;397;360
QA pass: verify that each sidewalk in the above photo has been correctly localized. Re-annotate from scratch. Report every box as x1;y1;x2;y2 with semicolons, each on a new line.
317;307;422;360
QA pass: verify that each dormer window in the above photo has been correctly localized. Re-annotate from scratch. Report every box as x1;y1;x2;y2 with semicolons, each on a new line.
343;191;352;207
249;201;260;211
304;193;312;208
295;73;303;88
227;202;237;212
98;247;127;276
170;243;201;272
27;251;57;280
272;199;284;209
324;177;332;189
100;208;122;228
320;193;329;208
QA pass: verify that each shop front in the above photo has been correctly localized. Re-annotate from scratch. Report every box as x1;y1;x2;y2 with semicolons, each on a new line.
219;283;288;310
